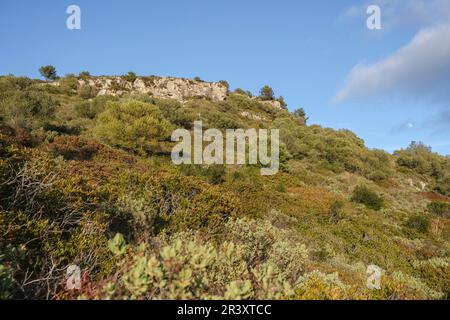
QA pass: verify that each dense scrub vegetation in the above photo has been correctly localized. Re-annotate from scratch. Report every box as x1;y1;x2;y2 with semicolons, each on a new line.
0;74;449;300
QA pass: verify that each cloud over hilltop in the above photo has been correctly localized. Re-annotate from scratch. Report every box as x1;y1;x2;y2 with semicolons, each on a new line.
334;23;450;103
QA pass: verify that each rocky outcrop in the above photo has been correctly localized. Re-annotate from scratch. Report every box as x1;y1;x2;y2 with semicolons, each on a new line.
251;98;284;110
239;111;268;121
75;76;228;102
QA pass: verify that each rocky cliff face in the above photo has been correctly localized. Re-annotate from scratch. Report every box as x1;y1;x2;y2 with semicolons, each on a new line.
76;76;228;102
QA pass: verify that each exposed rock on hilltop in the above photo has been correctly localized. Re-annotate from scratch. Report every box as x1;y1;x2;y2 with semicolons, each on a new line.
253;98;284;110
75;76;228;102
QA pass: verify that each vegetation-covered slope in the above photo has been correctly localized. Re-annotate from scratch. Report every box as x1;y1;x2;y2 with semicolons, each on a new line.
0;74;449;300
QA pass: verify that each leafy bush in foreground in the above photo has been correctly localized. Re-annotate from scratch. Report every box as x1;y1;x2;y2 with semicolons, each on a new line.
87;219;307;300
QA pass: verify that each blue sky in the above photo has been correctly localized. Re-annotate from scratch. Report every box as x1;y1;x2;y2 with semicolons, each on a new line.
1;0;449;154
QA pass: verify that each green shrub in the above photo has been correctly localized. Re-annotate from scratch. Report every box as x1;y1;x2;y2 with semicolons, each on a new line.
74;101;95;119
259;85;274;100
123;72;137;83
294;271;351;300
59;75;79;95
277;96;287;109
79;71;90;78
0;88;57;130
218;80;230;92
92;225;298;300
275;181;286;193
93;100;174;155
209;112;243;129
329;200;345;223
234;88;252;97
293;107;308;125
0;76;34;92
0;264;15;299
39;65;57;81
149;98;196;129
405;214;430;233
395;142;449;196
74;95;116;119
351;185;384;210
113;170;239;236
434;174;450;197
78;84;97;99
363;149;393;181
180;164;226;185
427;201;450;218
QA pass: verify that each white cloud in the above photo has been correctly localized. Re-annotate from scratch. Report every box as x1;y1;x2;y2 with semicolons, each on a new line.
334;24;450;103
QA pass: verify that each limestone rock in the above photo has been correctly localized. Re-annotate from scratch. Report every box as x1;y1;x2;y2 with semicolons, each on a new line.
75;76;228;102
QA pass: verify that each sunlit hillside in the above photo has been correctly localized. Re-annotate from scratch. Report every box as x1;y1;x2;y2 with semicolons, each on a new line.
0;73;449;300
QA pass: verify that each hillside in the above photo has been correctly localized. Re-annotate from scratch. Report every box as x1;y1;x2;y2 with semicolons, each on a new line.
0;73;449;300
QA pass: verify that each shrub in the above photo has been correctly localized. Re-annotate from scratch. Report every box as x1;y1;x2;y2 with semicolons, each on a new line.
225;218;277;267
259;85;274;100
47;136;102;161
234;88;251;97
59;75;79;95
294;271;352;300
123;72;137;83
363;149;393;181
78;84;97;99
75;95;117;119
39;65;57;81
180;164;226;185
427;201;450;218
112;170;240;236
329;200;345;223
351;185;384;210
405;215;430;233
171;186;239;234
91;229;295;300
0;76;34;92
93;100;174;155
142;98;197;129
293;107;308;124
209;112;243;129
275;181;286;193
74;101;95;119
0;148;114;299
395;142;449;195
390;271;444;299
0;259;15;299
434;174;450;197
218;80;230;92
276;96;287;109
79;71;90;78
0;89;56;130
